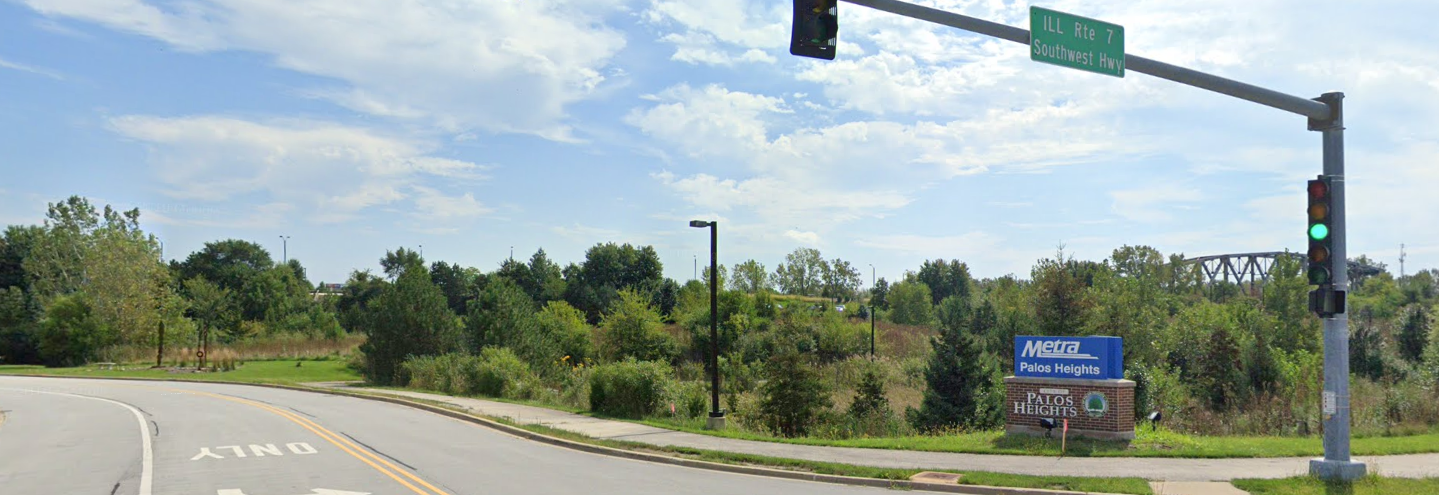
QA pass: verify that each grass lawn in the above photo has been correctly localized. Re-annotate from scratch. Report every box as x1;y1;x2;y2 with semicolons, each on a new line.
500;419;1153;494
1234;476;1439;495
634;416;1439;459
0;359;361;385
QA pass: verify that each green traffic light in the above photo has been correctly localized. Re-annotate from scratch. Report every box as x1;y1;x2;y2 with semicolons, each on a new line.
1309;223;1329;240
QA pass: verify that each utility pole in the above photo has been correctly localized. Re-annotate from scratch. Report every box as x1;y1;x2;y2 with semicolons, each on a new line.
869;263;875;360
793;0;1362;481
1400;244;1407;278
156;320;165;368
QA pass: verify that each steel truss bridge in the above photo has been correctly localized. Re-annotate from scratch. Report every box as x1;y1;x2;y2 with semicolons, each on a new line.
1183;251;1303;286
1184;251;1385;287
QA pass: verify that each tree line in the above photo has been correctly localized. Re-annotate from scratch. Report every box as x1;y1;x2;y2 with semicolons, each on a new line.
4;195;1438;439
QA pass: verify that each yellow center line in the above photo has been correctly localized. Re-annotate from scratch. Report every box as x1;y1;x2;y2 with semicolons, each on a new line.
102;382;451;495
186;390;446;495
195;390;454;495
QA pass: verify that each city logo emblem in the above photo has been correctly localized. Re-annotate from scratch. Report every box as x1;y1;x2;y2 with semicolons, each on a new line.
1084;391;1108;418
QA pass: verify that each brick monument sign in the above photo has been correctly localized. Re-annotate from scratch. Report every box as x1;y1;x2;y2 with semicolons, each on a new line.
1005;336;1135;440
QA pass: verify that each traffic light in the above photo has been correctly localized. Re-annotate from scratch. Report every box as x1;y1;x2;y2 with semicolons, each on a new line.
791;0;838;60
1307;176;1335;286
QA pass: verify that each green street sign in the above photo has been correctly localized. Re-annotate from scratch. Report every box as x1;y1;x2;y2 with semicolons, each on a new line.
1029;6;1125;78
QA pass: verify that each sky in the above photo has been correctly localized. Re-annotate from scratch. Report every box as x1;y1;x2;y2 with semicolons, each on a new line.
2;0;1437;287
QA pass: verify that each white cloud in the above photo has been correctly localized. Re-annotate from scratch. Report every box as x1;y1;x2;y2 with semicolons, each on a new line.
630;83;1140;243
659;32;778;66
107;115;490;225
1109;185;1203;223
23;0;629;139
856;232;1003;256
784;229;821;246
551;223;628;243
644;0;787;65
0;56;65;79
411;186;492;220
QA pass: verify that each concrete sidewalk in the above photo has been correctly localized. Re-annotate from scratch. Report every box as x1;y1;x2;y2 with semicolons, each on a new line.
308;383;1438;482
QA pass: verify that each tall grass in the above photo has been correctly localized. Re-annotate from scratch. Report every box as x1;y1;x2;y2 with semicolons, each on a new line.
99;334;364;364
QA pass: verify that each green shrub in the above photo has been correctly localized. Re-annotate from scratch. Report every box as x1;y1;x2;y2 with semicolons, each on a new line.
398;349;537;400
589;358;674;418
671;380;709;419
473;347;538;399
401;354;473;393
598;290;677;363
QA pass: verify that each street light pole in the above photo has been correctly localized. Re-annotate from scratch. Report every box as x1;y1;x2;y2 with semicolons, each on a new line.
689;219;724;429
279;235;290;264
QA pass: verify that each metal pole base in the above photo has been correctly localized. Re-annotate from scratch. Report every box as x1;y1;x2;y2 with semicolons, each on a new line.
705;414;727;431
1309;459;1366;481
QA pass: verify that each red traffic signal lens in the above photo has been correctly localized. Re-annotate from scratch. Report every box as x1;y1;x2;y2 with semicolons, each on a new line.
1308;180;1328;199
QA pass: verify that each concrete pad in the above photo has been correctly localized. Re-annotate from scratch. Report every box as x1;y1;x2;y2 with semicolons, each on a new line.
1149;481;1249;495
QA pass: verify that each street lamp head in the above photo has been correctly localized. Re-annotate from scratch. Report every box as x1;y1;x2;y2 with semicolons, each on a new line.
689;220;712;228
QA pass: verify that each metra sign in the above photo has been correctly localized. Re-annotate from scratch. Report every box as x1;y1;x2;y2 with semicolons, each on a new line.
1015;336;1123;380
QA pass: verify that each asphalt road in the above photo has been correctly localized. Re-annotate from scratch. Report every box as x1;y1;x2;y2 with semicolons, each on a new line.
0;376;895;495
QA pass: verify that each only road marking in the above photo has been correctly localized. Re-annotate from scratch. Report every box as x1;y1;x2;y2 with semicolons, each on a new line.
192;443;318;460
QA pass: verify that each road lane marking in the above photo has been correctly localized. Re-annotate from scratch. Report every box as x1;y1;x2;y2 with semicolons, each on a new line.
31;381;449;495
160;387;451;495
191;443;318;460
192;447;224;460
0;388;153;495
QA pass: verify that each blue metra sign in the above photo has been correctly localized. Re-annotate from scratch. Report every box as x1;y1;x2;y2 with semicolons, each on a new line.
1015;336;1123;380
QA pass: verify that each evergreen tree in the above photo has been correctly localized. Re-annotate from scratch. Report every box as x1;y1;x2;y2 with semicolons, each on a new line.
465;277;546;365
1397;304;1432;363
848;367;890;418
1424;324;1439;389
1349;319;1387;380
870;277;890;311
907;296;1000;432
1196;326;1246;410
360;267;460;385
1245;333;1280;394
758;350;831;437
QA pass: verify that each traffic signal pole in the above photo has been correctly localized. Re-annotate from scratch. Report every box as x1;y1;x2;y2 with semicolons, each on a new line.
1310;93;1363;479
828;0;1362;481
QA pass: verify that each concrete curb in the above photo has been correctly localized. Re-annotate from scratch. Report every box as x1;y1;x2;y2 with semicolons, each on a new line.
7;374;1127;495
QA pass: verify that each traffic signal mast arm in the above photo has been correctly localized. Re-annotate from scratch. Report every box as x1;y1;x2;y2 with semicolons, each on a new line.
835;0;1331;120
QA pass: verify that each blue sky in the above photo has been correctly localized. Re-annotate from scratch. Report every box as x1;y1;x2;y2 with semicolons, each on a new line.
2;0;1437;286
